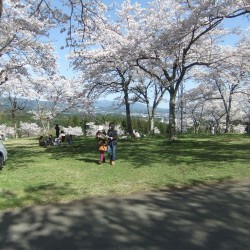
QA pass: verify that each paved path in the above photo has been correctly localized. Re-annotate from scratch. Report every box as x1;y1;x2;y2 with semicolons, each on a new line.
1;179;250;250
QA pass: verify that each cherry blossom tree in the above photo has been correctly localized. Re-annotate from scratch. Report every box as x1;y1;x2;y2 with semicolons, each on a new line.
192;40;250;133
69;0;250;139
28;75;89;133
0;2;59;133
127;0;250;140
81;64;136;135
19;122;42;137
1;71;88;135
130;76;167;133
63;126;83;136
0;0;108;51
184;80;249;134
69;2;141;135
2;0;250;141
181;87;207;133
0;74;32;138
0;0;58;85
69;1;166;135
0;124;15;138
183;85;228;133
9;95;26;138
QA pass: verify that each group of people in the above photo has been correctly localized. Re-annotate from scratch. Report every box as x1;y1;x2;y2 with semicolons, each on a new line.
39;122;118;165
38;124;73;147
38;133;69;147
96;122;118;166
38;135;52;147
54;124;73;145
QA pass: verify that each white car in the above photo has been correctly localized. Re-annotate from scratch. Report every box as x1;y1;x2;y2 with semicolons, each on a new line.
0;142;8;169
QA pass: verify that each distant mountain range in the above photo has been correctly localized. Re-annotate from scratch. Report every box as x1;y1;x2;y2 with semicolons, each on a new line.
94;99;168;115
0;97;52;110
0;97;168;116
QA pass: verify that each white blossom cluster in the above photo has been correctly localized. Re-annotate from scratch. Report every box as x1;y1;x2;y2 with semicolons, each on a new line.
19;122;42;137
62;126;84;136
0;124;15;138
85;122;125;136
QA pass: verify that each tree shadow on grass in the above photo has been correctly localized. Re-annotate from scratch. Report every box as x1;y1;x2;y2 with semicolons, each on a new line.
5;148;50;170
4;135;250;176
118;136;250;169
4;137;96;169
0;179;249;250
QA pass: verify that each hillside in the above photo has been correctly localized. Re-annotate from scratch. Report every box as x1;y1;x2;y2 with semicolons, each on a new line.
94;99;168;116
0;97;168;117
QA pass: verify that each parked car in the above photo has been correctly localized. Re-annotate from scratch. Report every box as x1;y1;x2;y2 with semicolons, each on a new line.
0;142;8;169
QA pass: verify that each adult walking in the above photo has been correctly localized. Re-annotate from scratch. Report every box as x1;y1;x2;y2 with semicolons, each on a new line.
107;122;118;165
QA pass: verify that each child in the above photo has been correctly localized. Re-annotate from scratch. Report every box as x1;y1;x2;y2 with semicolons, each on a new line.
96;127;107;164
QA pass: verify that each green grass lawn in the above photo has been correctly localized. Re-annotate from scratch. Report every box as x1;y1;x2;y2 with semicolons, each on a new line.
0;134;250;210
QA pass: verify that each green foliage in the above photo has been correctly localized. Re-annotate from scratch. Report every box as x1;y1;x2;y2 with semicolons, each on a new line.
0;109;34;126
66;115;82;127
0;134;249;210
155;120;169;135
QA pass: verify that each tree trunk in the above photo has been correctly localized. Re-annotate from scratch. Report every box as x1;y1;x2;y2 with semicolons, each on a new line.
11;100;18;138
124;91;133;135
47;119;50;135
14;120;18;138
169;91;177;141
145;102;155;134
150;116;155;134
224;95;232;133
0;0;2;18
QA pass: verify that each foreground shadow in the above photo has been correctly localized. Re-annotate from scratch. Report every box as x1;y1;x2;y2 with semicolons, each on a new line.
0;179;250;250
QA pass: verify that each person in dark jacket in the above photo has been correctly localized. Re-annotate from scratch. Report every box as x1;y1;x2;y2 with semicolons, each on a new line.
55;124;60;138
107;122;118;165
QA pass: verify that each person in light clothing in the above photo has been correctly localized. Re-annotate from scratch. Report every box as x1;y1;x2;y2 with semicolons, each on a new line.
96;126;107;164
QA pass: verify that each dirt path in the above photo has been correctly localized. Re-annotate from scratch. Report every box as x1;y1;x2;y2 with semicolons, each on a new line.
1;179;250;250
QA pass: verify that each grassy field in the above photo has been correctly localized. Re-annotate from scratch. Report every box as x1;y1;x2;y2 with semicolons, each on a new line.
0;134;250;210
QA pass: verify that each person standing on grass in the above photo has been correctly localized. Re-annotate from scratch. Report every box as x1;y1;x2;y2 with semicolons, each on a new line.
96;126;107;165
107;122;118;166
55;124;60;138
